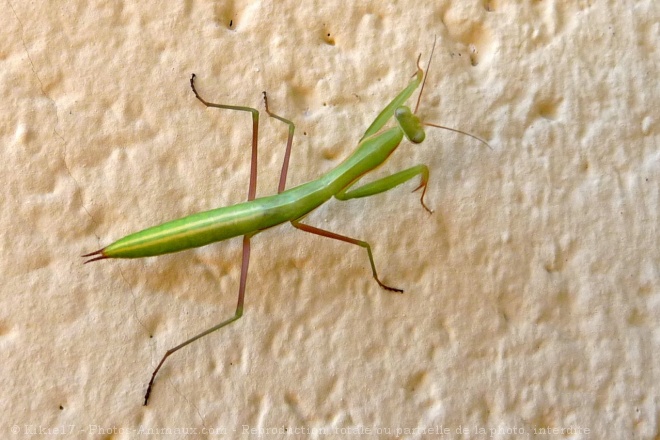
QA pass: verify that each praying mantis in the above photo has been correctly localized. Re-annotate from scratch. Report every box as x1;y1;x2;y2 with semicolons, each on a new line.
83;39;489;405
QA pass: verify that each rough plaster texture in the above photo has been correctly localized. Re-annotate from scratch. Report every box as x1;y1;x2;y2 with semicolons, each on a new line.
2;1;658;439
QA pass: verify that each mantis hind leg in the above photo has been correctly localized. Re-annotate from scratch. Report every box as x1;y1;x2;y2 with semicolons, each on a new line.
262;91;295;193
291;220;403;293
190;74;260;201
145;76;260;404
144;234;252;405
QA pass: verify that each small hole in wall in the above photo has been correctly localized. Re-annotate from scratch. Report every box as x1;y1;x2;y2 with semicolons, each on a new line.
469;44;479;66
484;0;497;11
537;98;562;120
323;31;335;46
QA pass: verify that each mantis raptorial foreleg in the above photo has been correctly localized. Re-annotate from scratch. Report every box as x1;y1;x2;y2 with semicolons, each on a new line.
335;164;432;213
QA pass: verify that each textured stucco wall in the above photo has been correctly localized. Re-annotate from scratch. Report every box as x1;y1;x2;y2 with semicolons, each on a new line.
2;1;658;439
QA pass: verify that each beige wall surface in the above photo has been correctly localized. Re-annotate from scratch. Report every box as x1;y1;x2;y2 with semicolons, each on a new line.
2;1;658;439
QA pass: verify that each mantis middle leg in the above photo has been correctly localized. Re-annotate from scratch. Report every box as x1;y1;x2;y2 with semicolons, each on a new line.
262;94;407;293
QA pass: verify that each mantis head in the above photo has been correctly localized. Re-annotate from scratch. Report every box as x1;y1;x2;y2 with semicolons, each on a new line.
395;106;426;144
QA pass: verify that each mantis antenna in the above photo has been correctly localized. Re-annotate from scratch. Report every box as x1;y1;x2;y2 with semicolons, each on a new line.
415;36;492;150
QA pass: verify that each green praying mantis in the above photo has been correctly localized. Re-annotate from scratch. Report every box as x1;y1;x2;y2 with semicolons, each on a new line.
83;39;490;405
